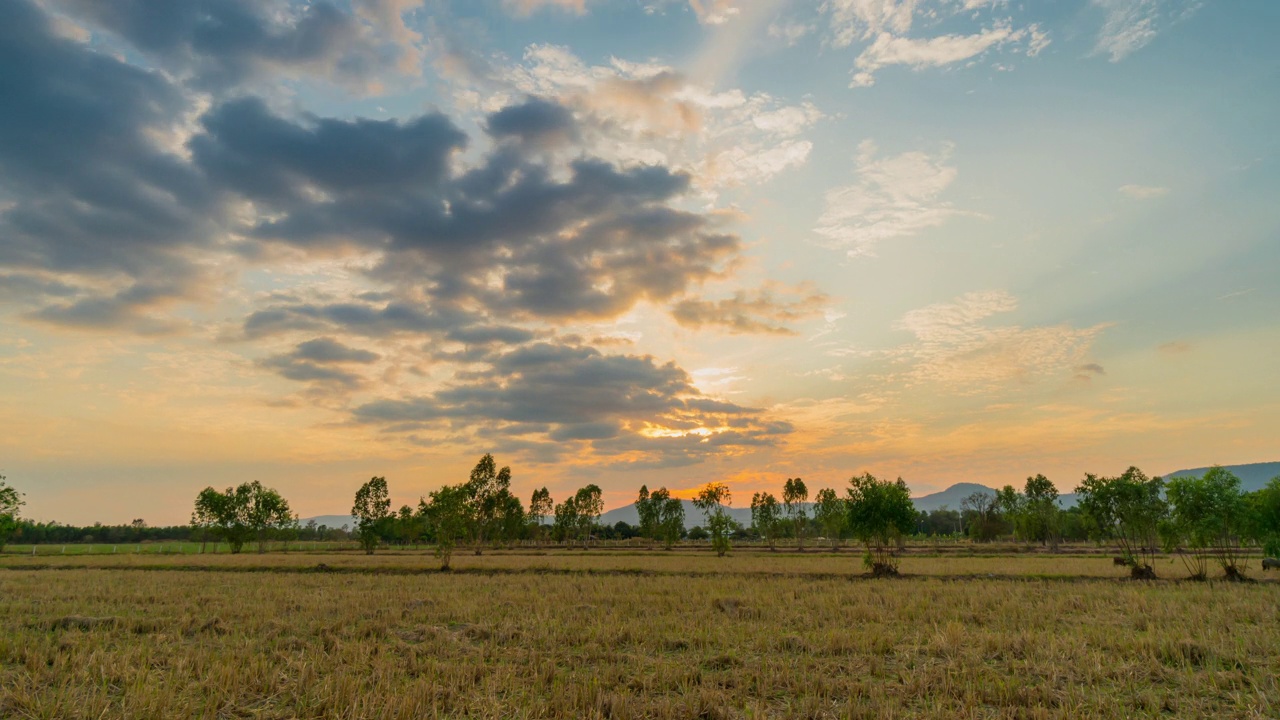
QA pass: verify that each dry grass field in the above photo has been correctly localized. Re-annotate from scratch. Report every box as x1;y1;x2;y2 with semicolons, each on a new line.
2;549;1278;719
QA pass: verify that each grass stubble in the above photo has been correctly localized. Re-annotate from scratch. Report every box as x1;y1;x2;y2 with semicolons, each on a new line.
1;550;1277;719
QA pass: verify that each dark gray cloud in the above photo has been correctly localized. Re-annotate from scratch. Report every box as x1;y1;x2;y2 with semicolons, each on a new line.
257;337;382;390
0;0;216;281
292;338;381;364
353;342;790;463
485;96;578;147
54;0;403;91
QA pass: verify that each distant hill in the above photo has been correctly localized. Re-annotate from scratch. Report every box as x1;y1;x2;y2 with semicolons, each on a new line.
1164;461;1280;492
599;499;756;531
300;514;357;530
910;483;996;513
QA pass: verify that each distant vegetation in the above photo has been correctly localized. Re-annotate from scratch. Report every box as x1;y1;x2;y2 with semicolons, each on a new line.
3;463;1279;580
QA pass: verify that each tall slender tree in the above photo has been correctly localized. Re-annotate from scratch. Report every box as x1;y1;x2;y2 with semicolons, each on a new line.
750;491;781;551
694;482;735;557
0;476;25;554
783;477;809;551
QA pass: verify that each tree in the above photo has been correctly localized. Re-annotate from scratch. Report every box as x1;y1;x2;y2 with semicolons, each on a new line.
1246;477;1280;559
0;476;25;553
693;482;735;557
191;482;294;554
245;481;297;553
1075;467;1166;578
466;454;514;554
782;477;809;551
813;488;847;550
636;485;661;548
1022;474;1062;551
352;476;392;555
553;496;578;545
422;484;471;570
528;487;552;546
750;492;782;551
1162;466;1251;580
651;488;684;550
960;491;1001;542
845;473;916;576
573;485;603;549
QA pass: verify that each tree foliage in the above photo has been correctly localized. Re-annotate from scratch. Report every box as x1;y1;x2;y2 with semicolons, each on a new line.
812;488;846;550
528;487;552;545
421;483;471;570
650;487;684;550
782;477;809;551
0;476;25;553
694;482;735;557
1075;467;1165;577
352;476;392;555
194;482;296;554
845;473;915;576
750;492;782;551
573;485;603;549
1162;466;1251;580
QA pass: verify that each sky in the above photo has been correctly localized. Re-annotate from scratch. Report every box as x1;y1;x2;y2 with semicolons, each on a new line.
1;0;1277;526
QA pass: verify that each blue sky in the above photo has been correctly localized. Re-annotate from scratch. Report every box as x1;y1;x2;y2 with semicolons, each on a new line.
0;0;1277;524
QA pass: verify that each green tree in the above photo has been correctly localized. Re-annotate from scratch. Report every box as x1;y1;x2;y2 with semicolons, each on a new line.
813;488;847;550
245;481;297;553
466;454;514;553
0;476;25;553
636;485;661;548
1246;477;1280;558
651;487;684;550
573;485;603;549
1022;474;1062;551
1162;466;1251;580
553;495;579;545
845;473;916;576
422;484;471;570
750;491;782;551
352;476;392;555
1075;467;1166;578
782;477;809;551
960;491;1001;542
192;485;251;553
528;487;552;546
694;482;735;557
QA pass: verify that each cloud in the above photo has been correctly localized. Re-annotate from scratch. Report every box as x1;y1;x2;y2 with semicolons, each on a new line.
504;0;588;16
1092;0;1198;62
53;0;422;92
353;341;790;464
688;0;741;25
850;23;1026;87
485;96;579;147
827;0;920;46
1118;184;1169;199
892;291;1108;390
1158;340;1191;354
431;40;824;194
291;338;381;364
814;140;969;257
824;1;1048;87
671;284;828;335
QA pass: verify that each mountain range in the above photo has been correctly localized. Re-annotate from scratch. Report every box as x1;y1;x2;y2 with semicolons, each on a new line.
302;462;1279;530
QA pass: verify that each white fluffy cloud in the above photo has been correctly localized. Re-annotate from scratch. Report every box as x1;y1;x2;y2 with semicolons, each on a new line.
814;140;968;257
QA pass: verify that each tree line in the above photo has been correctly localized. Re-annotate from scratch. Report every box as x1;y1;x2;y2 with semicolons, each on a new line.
2;465;1278;580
